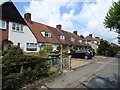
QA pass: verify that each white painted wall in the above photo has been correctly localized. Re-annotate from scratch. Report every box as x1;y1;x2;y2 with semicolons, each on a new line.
8;22;38;52
38;43;58;51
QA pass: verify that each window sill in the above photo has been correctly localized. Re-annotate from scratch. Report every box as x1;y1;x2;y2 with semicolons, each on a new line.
0;28;7;30
12;30;24;33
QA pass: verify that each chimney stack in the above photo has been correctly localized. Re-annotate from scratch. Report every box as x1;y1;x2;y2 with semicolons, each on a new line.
73;31;77;35
95;37;100;39
24;13;31;23
56;24;62;30
89;34;92;37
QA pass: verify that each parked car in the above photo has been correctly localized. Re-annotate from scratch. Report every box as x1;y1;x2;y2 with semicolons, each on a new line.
68;49;92;59
86;49;95;57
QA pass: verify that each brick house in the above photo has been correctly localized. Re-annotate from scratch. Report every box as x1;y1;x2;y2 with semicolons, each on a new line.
83;34;101;52
0;1;91;52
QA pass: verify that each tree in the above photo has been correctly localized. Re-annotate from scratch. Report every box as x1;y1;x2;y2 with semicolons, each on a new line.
97;40;110;55
44;44;53;52
97;40;119;56
104;0;120;31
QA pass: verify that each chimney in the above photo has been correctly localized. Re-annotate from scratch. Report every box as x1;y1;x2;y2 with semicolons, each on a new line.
89;34;92;37
73;31;77;35
56;24;62;30
24;13;31;23
95;37;100;39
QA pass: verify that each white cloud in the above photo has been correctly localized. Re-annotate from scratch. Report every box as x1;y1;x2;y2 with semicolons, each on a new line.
24;0;119;44
77;0;119;44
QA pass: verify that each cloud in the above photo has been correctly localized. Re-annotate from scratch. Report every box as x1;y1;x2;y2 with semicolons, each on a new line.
24;0;119;44
77;0;118;44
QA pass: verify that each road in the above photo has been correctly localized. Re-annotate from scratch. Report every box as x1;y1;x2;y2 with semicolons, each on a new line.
43;55;119;88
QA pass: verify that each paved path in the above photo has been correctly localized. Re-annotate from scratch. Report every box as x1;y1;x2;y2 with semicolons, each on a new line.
44;57;115;88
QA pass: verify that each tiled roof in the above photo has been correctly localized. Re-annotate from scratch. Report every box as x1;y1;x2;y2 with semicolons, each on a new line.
93;37;101;42
0;1;26;25
26;21;90;47
110;43;118;47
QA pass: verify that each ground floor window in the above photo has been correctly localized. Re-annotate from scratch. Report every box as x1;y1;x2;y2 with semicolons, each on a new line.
26;43;37;51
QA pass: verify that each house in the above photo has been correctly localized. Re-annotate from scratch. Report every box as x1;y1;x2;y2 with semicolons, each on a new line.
0;1;38;52
24;13;91;52
0;1;91;52
83;34;101;52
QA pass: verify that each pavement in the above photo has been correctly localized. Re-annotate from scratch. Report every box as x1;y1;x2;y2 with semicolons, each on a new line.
21;55;118;89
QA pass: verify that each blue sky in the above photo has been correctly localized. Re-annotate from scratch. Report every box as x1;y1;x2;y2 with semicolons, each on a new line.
1;0;119;44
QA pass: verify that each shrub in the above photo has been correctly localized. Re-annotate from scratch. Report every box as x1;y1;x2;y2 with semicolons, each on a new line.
57;45;61;51
62;50;68;58
72;45;78;51
44;44;53;52
2;46;23;56
38;49;48;58
38;49;44;54
62;51;68;55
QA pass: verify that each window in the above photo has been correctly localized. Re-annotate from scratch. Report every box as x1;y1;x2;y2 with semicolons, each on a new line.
26;43;37;51
58;34;65;40
12;23;23;32
78;39;82;43
0;20;6;29
41;31;52;37
70;37;75;41
16;24;20;31
12;23;16;30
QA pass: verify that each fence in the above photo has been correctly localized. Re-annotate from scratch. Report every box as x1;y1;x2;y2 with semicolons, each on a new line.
49;55;71;73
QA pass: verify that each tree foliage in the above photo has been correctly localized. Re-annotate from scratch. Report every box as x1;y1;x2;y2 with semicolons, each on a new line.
44;44;53;52
104;0;120;30
97;40;119;56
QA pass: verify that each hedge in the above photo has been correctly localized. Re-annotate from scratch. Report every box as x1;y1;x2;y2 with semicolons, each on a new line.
2;46;51;89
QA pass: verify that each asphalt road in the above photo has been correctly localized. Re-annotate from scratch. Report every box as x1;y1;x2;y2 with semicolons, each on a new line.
43;56;118;88
78;56;119;88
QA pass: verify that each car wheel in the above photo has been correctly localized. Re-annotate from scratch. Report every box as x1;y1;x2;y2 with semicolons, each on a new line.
84;56;88;59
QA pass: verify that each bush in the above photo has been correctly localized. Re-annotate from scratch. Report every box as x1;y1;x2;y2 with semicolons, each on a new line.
38;49;44;54
62;51;68;55
3;61;50;89
72;45;78;51
62;50;68;58
44;44;53;52
2;45;52;89
38;49;48;58
2;54;50;89
57;45;61;51
2;46;23;56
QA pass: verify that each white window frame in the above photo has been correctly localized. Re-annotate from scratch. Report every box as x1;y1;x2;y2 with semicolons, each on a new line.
12;22;24;32
78;39;82;43
70;37;75;41
41;31;52;38
0;20;6;29
26;43;37;51
58;34;65;40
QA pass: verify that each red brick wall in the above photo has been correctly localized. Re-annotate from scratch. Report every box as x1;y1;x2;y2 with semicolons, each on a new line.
0;21;9;50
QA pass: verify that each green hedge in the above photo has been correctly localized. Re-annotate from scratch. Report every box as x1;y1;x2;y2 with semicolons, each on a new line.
3;61;50;89
2;46;51;89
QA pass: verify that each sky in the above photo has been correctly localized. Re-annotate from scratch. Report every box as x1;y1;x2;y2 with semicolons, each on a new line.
1;0;119;44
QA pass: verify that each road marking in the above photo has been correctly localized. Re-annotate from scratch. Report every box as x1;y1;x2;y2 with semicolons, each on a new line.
65;58;115;88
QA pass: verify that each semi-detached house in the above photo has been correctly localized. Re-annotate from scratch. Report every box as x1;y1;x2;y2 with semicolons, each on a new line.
0;1;91;52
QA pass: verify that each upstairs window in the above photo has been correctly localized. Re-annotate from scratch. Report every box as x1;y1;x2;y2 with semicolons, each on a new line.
78;39;82;43
58;34;65;40
41;31;52;38
70;37;75;41
12;23;16;30
0;20;6;29
12;23;23;32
